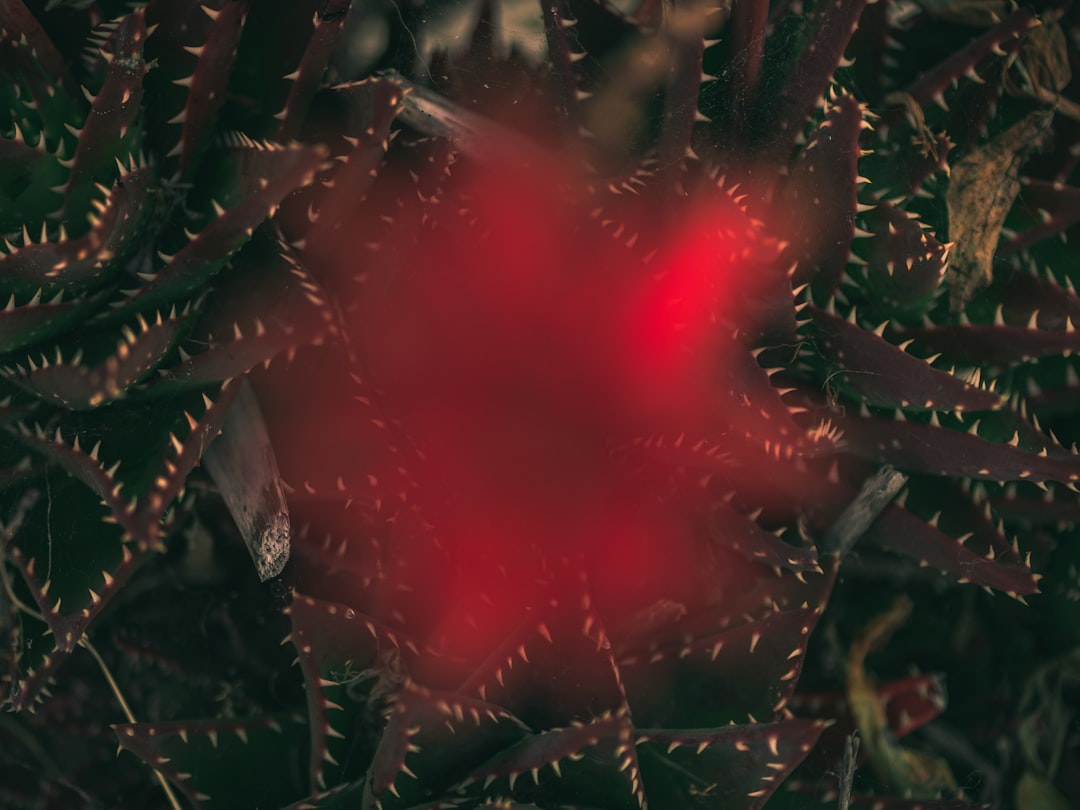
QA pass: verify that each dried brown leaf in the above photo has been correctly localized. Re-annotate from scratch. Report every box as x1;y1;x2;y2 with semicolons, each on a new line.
946;110;1053;311
203;381;290;581
846;596;960;798
1005;21;1071;101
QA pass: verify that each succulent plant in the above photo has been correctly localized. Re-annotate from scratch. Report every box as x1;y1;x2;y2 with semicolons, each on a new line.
2;0;1080;808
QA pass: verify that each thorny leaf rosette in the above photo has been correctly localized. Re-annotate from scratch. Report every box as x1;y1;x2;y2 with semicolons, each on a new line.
0;0;330;722
3;0;1080;807
0;0;328;721
264;120;839;807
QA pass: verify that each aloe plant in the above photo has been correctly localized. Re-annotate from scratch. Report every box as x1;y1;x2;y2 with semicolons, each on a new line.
1;0;1079;808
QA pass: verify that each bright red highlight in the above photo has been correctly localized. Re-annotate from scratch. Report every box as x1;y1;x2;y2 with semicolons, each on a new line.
308;154;772;658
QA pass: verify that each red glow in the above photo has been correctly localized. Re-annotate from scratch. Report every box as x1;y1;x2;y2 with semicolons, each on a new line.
305;154;775;658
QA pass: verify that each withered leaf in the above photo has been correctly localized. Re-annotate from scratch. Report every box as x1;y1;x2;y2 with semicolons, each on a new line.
203;380;291;581
1006;21;1071;102
846;596;960;798
946;110;1053;312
